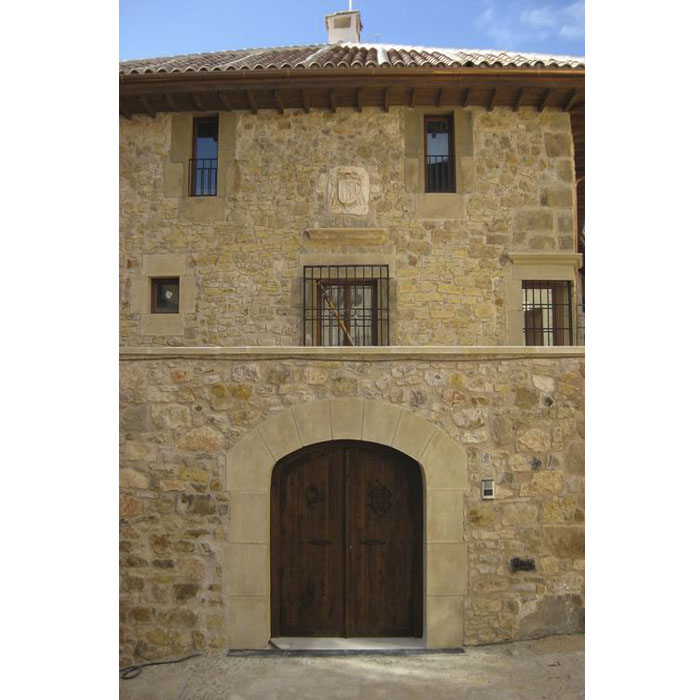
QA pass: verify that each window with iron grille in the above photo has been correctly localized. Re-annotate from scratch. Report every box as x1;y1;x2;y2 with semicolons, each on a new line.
303;265;390;346
424;115;455;193
522;280;573;346
189;116;218;196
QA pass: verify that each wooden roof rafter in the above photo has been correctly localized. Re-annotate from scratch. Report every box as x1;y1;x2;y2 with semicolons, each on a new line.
246;90;258;114
138;95;156;118
119;98;131;120
513;87;525;111
191;92;204;111
218;91;232;111
487;88;497;112
273;90;285;114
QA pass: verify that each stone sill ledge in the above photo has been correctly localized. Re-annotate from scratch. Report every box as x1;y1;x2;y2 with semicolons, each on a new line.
120;346;585;361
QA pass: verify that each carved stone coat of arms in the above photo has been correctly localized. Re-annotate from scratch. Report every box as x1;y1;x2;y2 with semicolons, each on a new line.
328;166;369;215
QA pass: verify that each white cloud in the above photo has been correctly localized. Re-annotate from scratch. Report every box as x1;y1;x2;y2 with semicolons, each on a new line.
521;6;558;30
476;1;585;50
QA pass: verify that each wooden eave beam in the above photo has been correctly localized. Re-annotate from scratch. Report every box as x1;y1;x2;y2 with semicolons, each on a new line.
461;88;471;107
383;87;390;112
191;93;204;111
513;87;525;111
164;93;178;111
138;95;156;118
537;88;551;112
487;88;497;112
274;90;285;114
119;99;131;119
218;91;232;111
301;89;310;113
246;90;258;114
328;88;336;113
410;87;416;108
564;88;579;112
437;87;445;107
356;87;363;112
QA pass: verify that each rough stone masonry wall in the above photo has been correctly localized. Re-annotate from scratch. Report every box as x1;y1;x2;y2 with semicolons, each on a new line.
119;107;575;347
119;354;584;665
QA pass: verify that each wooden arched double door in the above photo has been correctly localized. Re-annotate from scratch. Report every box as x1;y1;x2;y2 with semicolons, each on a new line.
271;441;423;637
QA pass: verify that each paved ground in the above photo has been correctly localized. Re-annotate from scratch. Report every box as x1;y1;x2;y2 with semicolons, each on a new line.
119;635;584;700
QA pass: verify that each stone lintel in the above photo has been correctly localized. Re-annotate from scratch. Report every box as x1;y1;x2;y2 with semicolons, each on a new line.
508;252;583;268
305;228;387;245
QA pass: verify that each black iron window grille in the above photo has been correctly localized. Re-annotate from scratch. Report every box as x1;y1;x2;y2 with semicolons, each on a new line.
522;280;574;346
189;158;218;196
424;115;456;193
303;265;390;346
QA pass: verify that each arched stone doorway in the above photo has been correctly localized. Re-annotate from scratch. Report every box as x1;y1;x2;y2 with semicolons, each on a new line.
224;398;468;649
271;441;423;638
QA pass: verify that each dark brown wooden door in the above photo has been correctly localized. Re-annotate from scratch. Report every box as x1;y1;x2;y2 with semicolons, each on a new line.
271;441;422;637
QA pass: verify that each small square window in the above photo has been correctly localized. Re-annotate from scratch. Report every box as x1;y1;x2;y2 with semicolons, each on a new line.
151;278;180;314
424;115;455;193
481;479;495;500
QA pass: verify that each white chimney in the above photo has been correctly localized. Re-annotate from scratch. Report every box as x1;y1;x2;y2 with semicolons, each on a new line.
325;10;362;43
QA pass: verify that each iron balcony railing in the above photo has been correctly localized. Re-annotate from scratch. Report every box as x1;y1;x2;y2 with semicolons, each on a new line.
189;158;217;196
425;155;455;193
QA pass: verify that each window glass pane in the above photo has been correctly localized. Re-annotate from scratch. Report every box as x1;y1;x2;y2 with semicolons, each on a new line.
153;279;179;313
426;119;450;157
195;120;218;160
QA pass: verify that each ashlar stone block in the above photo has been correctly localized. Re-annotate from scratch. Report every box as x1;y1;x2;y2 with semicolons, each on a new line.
258;410;302;461
229;492;269;544
427;491;465;543
222;544;268;597
362;400;402;446
427;543;468;595
293;400;331;446
421;430;469;491
227;429;274;492
426;596;464;648
392;410;436;462
225;597;270;649
330;398;364;440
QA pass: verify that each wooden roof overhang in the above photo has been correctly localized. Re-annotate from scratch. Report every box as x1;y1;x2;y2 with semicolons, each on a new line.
119;65;584;249
119;66;584;117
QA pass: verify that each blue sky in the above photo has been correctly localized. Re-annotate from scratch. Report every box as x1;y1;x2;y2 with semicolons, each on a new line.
119;0;584;61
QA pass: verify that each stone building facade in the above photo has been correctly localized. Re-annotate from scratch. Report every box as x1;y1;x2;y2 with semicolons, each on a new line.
119;17;585;666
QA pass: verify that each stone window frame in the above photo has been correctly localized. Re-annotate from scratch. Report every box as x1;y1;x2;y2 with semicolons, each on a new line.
404;107;475;218
131;254;195;336
164;112;237;222
506;252;583;345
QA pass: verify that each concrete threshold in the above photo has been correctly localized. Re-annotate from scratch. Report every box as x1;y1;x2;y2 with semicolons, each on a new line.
227;638;464;657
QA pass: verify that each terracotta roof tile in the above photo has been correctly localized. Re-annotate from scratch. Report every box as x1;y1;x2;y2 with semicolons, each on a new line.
119;42;584;75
